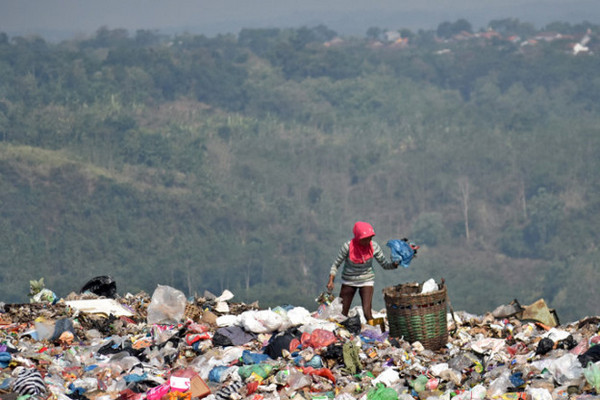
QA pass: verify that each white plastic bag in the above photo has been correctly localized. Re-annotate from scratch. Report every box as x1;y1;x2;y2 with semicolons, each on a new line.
372;368;400;386
421;278;438;294
255;309;284;332
216;315;240;327
287;307;312;326
239;309;283;333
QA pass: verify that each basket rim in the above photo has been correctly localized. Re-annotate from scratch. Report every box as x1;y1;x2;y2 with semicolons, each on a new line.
383;281;446;298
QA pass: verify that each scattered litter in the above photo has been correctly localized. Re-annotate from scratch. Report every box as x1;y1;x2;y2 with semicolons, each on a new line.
0;278;599;400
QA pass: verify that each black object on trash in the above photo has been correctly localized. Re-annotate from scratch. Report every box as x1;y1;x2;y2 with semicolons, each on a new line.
340;314;362;335
578;344;600;367
80;276;117;298
535;337;554;355
263;328;301;359
50;318;78;342
557;335;577;350
323;343;344;363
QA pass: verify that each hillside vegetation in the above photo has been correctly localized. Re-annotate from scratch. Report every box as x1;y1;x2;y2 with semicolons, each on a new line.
1;20;599;322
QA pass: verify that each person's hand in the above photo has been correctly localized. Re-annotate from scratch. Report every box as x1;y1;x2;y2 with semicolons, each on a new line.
326;281;334;293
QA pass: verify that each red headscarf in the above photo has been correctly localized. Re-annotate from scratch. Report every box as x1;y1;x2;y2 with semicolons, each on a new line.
348;221;375;263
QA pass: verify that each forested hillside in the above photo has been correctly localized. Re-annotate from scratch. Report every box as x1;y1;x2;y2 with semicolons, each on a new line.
1;19;599;322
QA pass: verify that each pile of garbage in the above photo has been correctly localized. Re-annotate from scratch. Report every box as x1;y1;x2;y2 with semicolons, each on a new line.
1;277;600;400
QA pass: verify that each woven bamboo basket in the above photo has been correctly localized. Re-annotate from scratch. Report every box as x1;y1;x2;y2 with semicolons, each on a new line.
383;281;448;350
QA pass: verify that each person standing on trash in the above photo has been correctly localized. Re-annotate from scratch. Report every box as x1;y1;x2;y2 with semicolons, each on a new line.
327;221;399;324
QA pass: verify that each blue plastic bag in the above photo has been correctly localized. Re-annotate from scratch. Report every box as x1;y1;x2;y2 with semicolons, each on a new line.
242;349;271;364
386;239;417;268
209;366;230;382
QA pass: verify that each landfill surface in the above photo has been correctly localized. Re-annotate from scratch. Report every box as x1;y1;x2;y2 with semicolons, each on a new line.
2;279;600;400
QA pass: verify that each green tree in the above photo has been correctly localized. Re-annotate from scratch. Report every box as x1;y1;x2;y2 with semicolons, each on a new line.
524;188;564;255
412;212;448;247
489;18;536;37
366;27;383;41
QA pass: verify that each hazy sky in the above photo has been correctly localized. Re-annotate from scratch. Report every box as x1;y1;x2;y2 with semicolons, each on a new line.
1;0;599;40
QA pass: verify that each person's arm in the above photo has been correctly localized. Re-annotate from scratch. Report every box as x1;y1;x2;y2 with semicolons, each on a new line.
373;241;398;270
327;242;349;291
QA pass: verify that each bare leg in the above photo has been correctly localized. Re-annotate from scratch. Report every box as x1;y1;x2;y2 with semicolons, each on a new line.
359;286;374;321
339;284;357;316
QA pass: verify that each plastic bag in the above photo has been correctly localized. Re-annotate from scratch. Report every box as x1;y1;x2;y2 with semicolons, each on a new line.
421;278;438;294
372;368;400;386
301;329;337;349
293;354;323;368
583;362;600;393
536;338;554;355
237;364;274;380
410;375;428;392
208;366;231;383
287;307;312;326
241;350;271;365
287;367;311;391
302;367;336;383
240;310;283;333
510;372;526;388
367;383;398;400
0;352;11;368
487;371;511;398
544;353;584;386
386;239;418;267
80;276;117;298
146;285;187;325
578;344;600;366
340;314;362;335
455;385;486;400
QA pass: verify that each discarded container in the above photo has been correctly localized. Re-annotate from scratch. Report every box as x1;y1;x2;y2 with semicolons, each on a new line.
383;281;448;350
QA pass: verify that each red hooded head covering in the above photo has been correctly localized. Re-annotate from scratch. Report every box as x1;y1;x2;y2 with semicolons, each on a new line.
348;221;375;263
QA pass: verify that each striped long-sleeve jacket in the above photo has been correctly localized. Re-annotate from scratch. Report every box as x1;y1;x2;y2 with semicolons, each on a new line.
329;240;397;286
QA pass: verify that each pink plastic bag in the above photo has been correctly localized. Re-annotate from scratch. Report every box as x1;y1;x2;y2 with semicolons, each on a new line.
146;383;170;400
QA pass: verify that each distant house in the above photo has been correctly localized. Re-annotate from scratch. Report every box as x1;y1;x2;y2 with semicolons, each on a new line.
390;37;409;48
534;32;563;42
324;37;344;47
453;31;473;41
475;30;501;40
384;30;401;43
367;40;384;49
